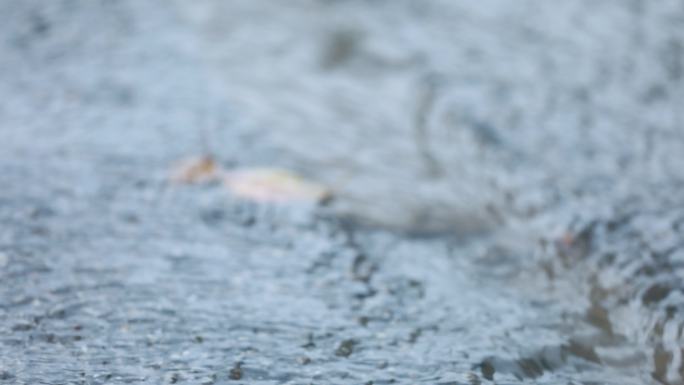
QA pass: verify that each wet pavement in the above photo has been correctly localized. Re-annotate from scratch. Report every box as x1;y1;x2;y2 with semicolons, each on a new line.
1;0;684;384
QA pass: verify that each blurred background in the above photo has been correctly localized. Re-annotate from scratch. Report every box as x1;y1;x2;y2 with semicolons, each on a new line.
176;0;684;232
2;1;684;384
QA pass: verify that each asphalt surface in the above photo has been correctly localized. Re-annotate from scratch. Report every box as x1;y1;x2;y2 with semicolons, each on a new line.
2;1;684;384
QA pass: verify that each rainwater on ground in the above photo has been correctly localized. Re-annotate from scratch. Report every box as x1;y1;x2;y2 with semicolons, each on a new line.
1;1;684;384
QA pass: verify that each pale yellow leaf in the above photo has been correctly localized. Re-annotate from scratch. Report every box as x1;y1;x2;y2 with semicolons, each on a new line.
223;168;331;203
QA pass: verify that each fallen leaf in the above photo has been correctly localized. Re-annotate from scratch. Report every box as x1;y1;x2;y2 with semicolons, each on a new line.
223;168;331;203
170;156;220;183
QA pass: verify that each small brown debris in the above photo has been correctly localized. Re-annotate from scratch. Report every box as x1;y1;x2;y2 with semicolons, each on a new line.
229;362;242;380
560;232;574;247
480;360;495;381
170;156;219;183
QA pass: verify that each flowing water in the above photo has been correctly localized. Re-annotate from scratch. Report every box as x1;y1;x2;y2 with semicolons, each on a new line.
1;0;684;384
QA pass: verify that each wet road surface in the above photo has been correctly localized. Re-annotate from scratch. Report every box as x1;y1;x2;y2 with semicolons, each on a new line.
2;1;684;384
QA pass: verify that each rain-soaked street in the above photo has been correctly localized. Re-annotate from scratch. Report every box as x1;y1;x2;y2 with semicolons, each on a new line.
2;1;684;384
